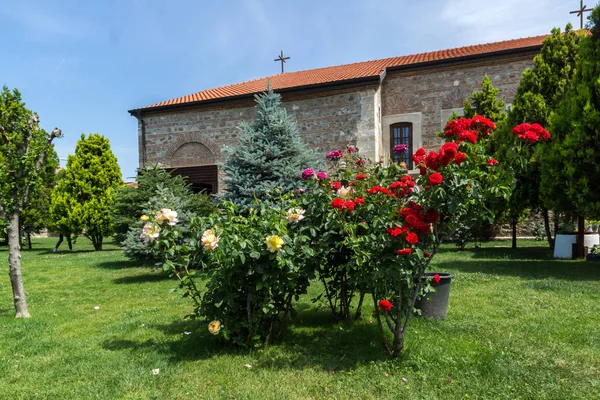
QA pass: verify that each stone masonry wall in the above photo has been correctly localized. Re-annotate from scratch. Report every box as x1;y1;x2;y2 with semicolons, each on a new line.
381;55;534;158
140;85;378;176
138;54;535;193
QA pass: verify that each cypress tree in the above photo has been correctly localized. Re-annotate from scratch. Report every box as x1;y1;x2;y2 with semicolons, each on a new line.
463;75;507;125
497;24;580;249
545;7;600;256
222;88;314;209
51;133;122;250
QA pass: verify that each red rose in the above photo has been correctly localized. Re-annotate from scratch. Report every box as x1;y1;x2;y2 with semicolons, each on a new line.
412;147;427;164
440;142;458;159
454;152;467;164
524;131;538;143
408;200;423;211
386;226;403;237
425;209;439;223
389;181;402;190
531;123;550;141
428;172;443;186
355;173;367;180
419;166;427;176
431;273;441;286
512;123;530;137
487;158;498;166
343;200;356;211
378;299;392;312
397;248;412;256
348;146;355;153
405;214;421;228
331;198;345;209
425;151;440;171
424;252;430;258
331;181;342;190
405;232;419;245
444;118;472;138
459;130;478;144
354;197;365;205
416;222;431;234
470;115;495;135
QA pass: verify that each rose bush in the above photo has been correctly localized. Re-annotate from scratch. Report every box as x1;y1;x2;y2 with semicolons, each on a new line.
298;116;512;357
142;116;511;358
146;199;314;348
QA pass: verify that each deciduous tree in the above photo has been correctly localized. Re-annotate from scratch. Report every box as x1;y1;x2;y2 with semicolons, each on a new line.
0;86;62;317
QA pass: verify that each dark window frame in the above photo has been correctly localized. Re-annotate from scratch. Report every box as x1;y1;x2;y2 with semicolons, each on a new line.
390;122;413;169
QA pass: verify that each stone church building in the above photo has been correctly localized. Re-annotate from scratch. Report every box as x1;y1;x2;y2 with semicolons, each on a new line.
129;35;546;194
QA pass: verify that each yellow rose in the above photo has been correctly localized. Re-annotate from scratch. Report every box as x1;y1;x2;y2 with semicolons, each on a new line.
208;320;221;335
201;229;220;251
140;215;149;221
265;235;284;253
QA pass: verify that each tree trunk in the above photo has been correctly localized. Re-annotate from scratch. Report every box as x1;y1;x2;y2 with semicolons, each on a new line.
576;216;585;259
542;209;554;250
26;232;32;250
7;213;31;318
354;292;365;320
92;235;103;251
511;216;518;249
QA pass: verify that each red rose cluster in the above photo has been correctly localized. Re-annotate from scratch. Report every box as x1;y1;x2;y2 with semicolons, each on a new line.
387;202;438;255
367;185;390;195
331;198;357;211
511;123;550;143
412;141;472;187
431;273;441;286
389;175;416;198
444;116;495;144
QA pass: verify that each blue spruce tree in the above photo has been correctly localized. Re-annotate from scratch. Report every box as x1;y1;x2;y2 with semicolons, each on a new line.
222;88;314;208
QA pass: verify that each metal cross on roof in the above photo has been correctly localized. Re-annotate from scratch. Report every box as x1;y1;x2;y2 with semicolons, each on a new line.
274;50;290;74
570;0;593;30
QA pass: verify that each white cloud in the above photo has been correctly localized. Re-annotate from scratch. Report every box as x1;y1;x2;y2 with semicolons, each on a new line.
439;0;576;43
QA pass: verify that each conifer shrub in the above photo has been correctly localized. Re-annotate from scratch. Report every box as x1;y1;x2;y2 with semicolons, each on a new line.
222;88;316;210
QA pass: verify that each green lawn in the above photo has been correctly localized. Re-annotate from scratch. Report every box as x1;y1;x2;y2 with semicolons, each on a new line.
1;238;599;399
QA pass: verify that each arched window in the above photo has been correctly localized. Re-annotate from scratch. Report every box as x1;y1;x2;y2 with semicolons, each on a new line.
390;122;413;168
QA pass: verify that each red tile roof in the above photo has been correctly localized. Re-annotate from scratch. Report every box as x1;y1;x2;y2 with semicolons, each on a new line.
135;35;547;112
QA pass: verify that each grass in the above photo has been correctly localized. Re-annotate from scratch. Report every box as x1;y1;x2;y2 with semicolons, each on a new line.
1;238;599;399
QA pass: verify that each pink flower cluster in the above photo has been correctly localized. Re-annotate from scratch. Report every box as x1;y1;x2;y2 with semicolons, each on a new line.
326;150;343;161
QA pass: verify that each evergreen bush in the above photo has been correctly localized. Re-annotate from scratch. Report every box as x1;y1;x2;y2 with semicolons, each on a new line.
222;88;315;209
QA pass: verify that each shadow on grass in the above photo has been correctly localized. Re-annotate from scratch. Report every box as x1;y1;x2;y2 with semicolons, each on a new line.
94;259;150;270
101;307;388;371
434;245;554;260
438;259;598;281
113;272;172;284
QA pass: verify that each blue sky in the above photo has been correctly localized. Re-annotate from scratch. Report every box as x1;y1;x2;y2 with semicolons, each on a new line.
0;0;586;180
